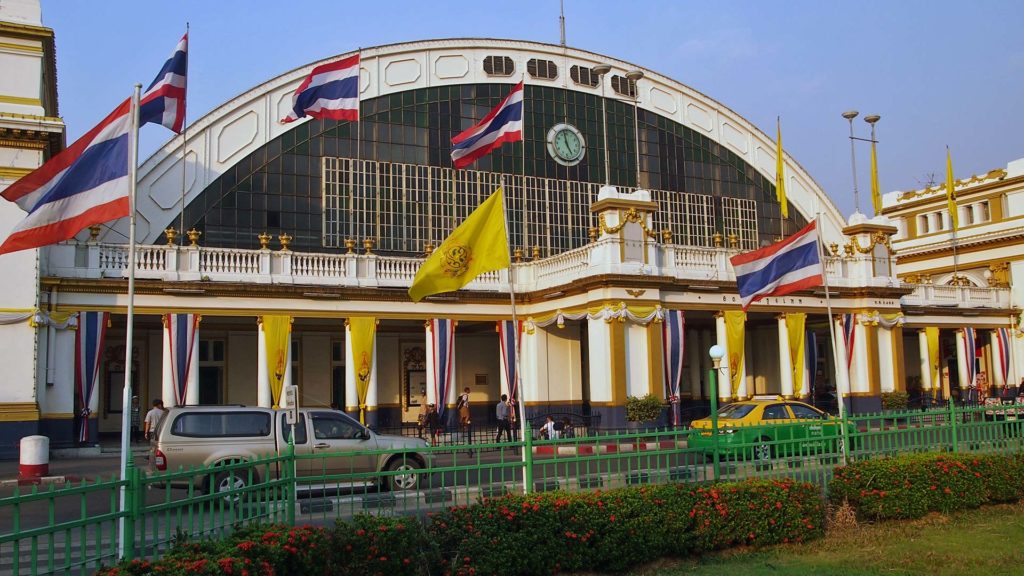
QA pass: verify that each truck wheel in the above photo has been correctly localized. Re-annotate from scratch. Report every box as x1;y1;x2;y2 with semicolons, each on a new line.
384;457;423;491
212;468;254;502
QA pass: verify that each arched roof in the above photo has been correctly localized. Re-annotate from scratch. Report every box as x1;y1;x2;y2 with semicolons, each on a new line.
119;38;845;244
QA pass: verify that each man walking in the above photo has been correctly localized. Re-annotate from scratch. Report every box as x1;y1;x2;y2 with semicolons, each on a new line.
143;399;166;440
495;394;512;443
456;387;472;451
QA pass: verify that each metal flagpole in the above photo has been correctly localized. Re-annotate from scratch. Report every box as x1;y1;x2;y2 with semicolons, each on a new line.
178;23;189;237
118;83;142;558
500;176;531;494
353;49;362;246
815;215;848;466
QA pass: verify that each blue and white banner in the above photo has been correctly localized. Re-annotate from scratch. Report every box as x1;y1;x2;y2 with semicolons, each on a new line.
806;329;818;394
75;312;107;443
498;320;522;401
430;319;455;418
661;310;685;426
997;327;1011;386
165;313;199;406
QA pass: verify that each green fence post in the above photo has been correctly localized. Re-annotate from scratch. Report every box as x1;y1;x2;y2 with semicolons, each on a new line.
286;438;296;526
524;429;534;494
949;399;959;453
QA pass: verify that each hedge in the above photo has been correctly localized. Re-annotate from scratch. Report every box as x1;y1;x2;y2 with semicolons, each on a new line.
97;478;824;576
829;452;1024;520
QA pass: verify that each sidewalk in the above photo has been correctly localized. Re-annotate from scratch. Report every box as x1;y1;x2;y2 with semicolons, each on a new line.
0;443;150;486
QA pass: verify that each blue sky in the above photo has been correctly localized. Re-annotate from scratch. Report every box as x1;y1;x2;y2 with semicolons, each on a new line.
42;0;1024;217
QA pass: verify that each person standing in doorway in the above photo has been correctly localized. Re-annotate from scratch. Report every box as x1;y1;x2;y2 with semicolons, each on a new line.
495;394;512;443
143;399;166;440
456;387;472;449
417;394;429;439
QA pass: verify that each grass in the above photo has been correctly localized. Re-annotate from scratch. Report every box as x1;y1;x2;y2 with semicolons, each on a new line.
630;502;1024;576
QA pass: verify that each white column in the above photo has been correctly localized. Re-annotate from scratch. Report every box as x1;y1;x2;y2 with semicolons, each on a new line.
918;330;933;392
715;314;731;401
624;323;650;398
185;325;200;405
588;318;613;406
257;321;271;408
778;315;794;398
344;324;358;414
878;326;896;393
989;330;1005;388
521;326;542;405
687;328;701;399
833;316;852;399
956;329;969;391
161;324;176;408
279;342;294;408
849;320;871;394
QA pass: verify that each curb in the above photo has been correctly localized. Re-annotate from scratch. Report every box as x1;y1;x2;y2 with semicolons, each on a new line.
533;439;687;456
0;475;76;487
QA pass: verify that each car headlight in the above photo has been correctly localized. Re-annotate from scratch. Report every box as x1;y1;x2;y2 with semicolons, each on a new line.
721;428;737;435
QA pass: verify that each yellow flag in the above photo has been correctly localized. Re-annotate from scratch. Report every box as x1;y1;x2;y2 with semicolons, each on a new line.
348;317;377;424
261;315;291;408
725;311;746;397
870;139;882;215
946;148;958;230
926;327;940;396
775;118;788;219
786;313;807;397
409;187;510;302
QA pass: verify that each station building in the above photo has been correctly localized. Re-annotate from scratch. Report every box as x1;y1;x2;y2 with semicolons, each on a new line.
0;1;1018;457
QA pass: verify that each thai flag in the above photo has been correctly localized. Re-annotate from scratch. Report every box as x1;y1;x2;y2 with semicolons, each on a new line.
431;318;455;418
0;98;131;255
730;220;824;310
281;54;360;123
661;310;685;426
140;33;188;133
450;82;523;169
75;311;108;443
166;313;199;406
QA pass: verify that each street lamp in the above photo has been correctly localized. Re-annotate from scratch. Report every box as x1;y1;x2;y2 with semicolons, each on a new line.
591;64;612;186
708;344;725;480
841;110;861;214
625;69;645;189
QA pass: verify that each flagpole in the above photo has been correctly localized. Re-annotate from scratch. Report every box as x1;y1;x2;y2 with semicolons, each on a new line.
815;216;848;466
178;24;189;237
118;83;141;559
500;176;530;494
354;48;362;246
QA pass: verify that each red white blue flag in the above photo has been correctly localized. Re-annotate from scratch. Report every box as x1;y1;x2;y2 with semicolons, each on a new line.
730;220;824;310
996;327;1011;386
498;320;523;401
0;99;132;254
76;312;108;443
661;310;685;426
165;313;199;406
430;319;455;419
140;32;188;133
841;314;856;370
282;54;360;123
450;82;523;169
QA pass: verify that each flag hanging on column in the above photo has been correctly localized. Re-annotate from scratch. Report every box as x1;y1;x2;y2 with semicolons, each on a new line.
430;319;456;418
76;311;108;443
725;311;746;397
661;310;685;426
164;313;199;406
997;327;1012;386
498;320;522;401
963;327;977;387
786;313;807;397
926;327;941;392
841;314;856;370
805;329;818;394
348;317;377;424
261;315;291;408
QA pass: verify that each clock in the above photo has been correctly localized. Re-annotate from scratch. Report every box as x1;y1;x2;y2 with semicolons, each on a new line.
546;123;586;166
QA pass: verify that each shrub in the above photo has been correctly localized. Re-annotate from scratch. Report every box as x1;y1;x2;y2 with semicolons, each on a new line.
625;393;664;422
880;391;910;411
330;514;436;576
829;452;1024;521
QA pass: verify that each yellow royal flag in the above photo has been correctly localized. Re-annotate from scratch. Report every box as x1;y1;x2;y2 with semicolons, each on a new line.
926;327;940;392
725;311;746;397
870;139;882;216
946;148;958;230
409;187;510;302
261;315;291;408
786;313;807;397
775;118;788;219
348;317;377;424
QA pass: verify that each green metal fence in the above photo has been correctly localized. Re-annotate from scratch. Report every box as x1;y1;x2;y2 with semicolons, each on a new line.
1;401;1022;575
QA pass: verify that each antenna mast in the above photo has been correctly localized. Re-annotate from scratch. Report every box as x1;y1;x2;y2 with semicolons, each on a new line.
559;0;566;46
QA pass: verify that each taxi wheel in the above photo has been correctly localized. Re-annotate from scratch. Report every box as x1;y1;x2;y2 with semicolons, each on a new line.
383;457;423;491
754;438;774;465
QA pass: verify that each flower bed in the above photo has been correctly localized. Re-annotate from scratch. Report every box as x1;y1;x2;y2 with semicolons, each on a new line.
98;478;824;576
829;452;1024;520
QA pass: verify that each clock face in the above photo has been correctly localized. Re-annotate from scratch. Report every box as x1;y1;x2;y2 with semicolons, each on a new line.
546;123;586;166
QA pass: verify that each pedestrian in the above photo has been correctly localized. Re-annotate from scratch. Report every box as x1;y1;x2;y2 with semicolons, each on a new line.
426;403;442;446
456;386;472;447
495;394;512;443
508;397;518;440
130;396;141;443
143;399;166;440
561;416;575;439
417;394;429;439
539;415;557;440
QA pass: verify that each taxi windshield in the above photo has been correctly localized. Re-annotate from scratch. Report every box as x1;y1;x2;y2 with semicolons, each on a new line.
717;404;755;419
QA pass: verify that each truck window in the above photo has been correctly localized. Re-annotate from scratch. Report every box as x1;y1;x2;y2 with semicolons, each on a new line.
170;411;271;438
280;413;307;444
311;413;362;440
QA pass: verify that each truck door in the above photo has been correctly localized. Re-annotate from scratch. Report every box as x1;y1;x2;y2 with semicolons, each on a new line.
308;411;378;481
279;412;312;477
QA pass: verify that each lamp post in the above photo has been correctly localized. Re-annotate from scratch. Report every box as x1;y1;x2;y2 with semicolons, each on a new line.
592;64;612;186
841;110;861;214
625;69;644;189
708;344;725;481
